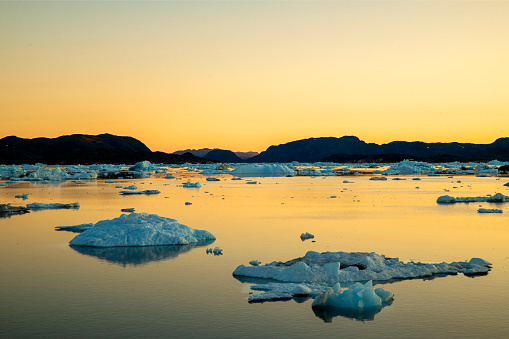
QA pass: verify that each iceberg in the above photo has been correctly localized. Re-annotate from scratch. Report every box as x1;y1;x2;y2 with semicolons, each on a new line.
69;213;216;247
26;202;80;210
477;208;503;213
233;251;491;284
182;182;201;188
437;193;509;204
229;164;296;177
119;190;160;195
300;232;315;240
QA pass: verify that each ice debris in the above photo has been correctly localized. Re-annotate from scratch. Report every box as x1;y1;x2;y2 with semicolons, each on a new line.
437;193;509;204
233;251;491;284
119;190;160;195
15;193;29;200
121;208;135;212
300;232;315;240
69;213;215;247
206;177;220;181
249;260;261;266
229;164;296;176
369;177;387;181
0;203;29;217
182;182;201;188
477;208;503;213
26;202;80;210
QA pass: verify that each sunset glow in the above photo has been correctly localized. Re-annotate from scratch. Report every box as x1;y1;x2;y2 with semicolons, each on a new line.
1;1;508;152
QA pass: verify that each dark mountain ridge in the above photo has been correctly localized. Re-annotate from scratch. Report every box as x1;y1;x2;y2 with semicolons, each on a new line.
0;134;212;165
249;136;509;162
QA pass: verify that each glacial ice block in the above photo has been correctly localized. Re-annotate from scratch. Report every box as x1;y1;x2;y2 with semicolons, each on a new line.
233;251;491;284
69;213;215;247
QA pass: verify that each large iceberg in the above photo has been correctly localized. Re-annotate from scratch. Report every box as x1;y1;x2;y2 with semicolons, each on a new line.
233;251;491;284
69;213;215;247
229;164;296;176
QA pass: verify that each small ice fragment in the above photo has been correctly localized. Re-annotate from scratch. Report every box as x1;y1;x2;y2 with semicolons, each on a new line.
121;208;135;212
206;177;220;181
185;202;192;205
369;177;387;181
300;232;315;240
15;193;29;200
183;182;201;188
249;260;261;266
212;247;223;255
477;208;503;213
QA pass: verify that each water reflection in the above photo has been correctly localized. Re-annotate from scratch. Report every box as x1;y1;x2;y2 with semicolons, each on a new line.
70;239;215;266
312;301;393;322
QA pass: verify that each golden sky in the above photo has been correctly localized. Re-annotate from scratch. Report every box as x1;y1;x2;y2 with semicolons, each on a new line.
1;1;508;153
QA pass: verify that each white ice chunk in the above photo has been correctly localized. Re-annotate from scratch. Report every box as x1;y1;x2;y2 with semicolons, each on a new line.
229;164;296;176
69;213;215;247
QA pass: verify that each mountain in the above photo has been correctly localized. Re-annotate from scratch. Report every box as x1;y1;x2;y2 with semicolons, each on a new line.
248;136;379;162
173;148;259;159
0;134;213;165
203;149;244;163
250;136;509;163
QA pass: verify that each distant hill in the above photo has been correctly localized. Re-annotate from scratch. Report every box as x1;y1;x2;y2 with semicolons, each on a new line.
0;134;213;165
249;136;509;162
203;149;244;163
173;148;258;160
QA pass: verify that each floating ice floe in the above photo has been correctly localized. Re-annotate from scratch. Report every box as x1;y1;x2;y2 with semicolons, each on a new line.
0;203;29;217
121;208;135;212
123;185;137;190
369;177;387;181
229;164;296;177
246;181;258;185
119;190;160;195
300;232;315;240
206;177;220;181
206;246;223;255
504;182;509;187
26;202;80;210
69;213;215;247
233;251;491;285
55;223;94;233
182;182;201;188
15;193;29;200
343;180;353;183
437;193;509;204
477;208;503;213
249;260;261;266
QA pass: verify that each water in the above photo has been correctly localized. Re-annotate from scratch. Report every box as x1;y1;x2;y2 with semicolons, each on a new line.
1;173;508;338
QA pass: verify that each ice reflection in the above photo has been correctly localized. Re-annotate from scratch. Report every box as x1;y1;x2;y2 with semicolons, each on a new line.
70;239;215;266
312;300;393;322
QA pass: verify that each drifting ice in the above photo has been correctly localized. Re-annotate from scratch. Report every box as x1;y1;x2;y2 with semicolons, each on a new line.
233;251;491;284
69;213;215;247
478;208;503;213
27;202;80;210
300;232;315;240
437;193;509;204
312;281;393;309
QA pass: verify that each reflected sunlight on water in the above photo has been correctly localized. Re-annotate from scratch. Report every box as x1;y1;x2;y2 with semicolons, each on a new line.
1;172;508;338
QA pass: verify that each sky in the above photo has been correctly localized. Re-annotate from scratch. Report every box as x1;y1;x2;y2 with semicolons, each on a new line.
1;1;508;153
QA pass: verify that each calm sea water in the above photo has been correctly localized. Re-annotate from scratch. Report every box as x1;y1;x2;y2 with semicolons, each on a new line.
1;172;508;338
